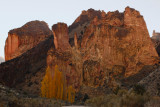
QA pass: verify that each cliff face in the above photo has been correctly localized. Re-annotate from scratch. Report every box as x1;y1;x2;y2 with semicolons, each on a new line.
5;20;52;61
0;7;159;98
52;23;71;51
0;36;54;95
69;8;103;40
46;7;158;94
80;7;158;78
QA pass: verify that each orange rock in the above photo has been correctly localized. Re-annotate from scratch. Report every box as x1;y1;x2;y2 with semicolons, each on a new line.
5;20;52;61
74;33;78;48
80;7;158;77
5;34;19;60
52;23;71;51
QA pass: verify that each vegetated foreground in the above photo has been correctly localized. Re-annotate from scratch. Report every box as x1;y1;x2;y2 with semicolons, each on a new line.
1;6;160;106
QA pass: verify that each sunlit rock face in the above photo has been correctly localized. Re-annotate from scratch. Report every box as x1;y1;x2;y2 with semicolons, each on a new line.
80;7;158;78
47;7;158;93
0;7;159;98
48;23;81;92
52;23;71;51
5;20;52;61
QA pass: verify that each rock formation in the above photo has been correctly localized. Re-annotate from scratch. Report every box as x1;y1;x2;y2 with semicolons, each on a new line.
52;23;70;51
0;36;54;95
80;7;158;78
151;30;160;56
69;8;103;39
5;20;52;61
152;30;160;41
46;7;158;96
0;7;159;99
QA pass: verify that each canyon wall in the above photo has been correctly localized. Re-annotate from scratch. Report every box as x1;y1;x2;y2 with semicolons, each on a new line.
5;20;52;61
1;7;159;97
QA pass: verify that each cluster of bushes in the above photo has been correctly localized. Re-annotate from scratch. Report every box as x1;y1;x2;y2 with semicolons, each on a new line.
85;85;160;107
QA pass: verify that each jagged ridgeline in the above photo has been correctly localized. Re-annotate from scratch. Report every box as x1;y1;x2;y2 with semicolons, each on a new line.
0;6;159;104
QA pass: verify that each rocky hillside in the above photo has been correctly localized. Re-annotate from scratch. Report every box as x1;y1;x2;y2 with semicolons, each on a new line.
0;6;159;103
0;36;54;95
0;84;64;107
139;65;160;96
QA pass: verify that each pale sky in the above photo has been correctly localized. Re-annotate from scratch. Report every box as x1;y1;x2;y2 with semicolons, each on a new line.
0;0;160;58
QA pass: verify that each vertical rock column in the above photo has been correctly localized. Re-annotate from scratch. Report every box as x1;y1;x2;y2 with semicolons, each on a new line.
5;34;19;61
52;23;71;51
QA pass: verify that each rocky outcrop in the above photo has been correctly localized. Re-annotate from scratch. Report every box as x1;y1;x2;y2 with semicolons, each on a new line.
152;30;160;41
46;7;158;94
52;23;70;51
5;20;52;61
0;36;54;95
69;8;104;39
80;6;158;78
151;30;160;56
47;23;81;92
0;7;159;99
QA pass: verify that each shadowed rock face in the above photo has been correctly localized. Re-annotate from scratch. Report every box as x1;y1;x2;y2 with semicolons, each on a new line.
0;36;54;95
5;20;52;61
69;8;103;39
151;30;160;56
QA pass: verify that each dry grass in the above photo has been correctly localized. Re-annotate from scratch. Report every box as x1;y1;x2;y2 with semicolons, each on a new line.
85;89;151;107
144;96;160;107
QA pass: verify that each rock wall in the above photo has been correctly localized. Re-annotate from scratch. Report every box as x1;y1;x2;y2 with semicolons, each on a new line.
80;7;158;78
0;7;159;97
0;36;54;95
5;20;52;61
52;23;70;51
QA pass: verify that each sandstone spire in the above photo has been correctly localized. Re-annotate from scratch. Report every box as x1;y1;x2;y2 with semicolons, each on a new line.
52;23;71;51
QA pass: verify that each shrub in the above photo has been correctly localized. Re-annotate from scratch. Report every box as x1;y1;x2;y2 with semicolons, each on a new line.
133;84;146;95
113;86;120;95
85;89;149;107
145;96;160;107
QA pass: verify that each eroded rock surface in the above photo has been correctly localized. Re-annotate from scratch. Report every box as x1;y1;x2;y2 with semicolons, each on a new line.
0;36;54;95
52;23;71;51
5;20;52;61
80;7;158;78
1;7;159;98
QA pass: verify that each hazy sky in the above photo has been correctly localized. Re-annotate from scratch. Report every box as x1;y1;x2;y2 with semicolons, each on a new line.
0;0;160;58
